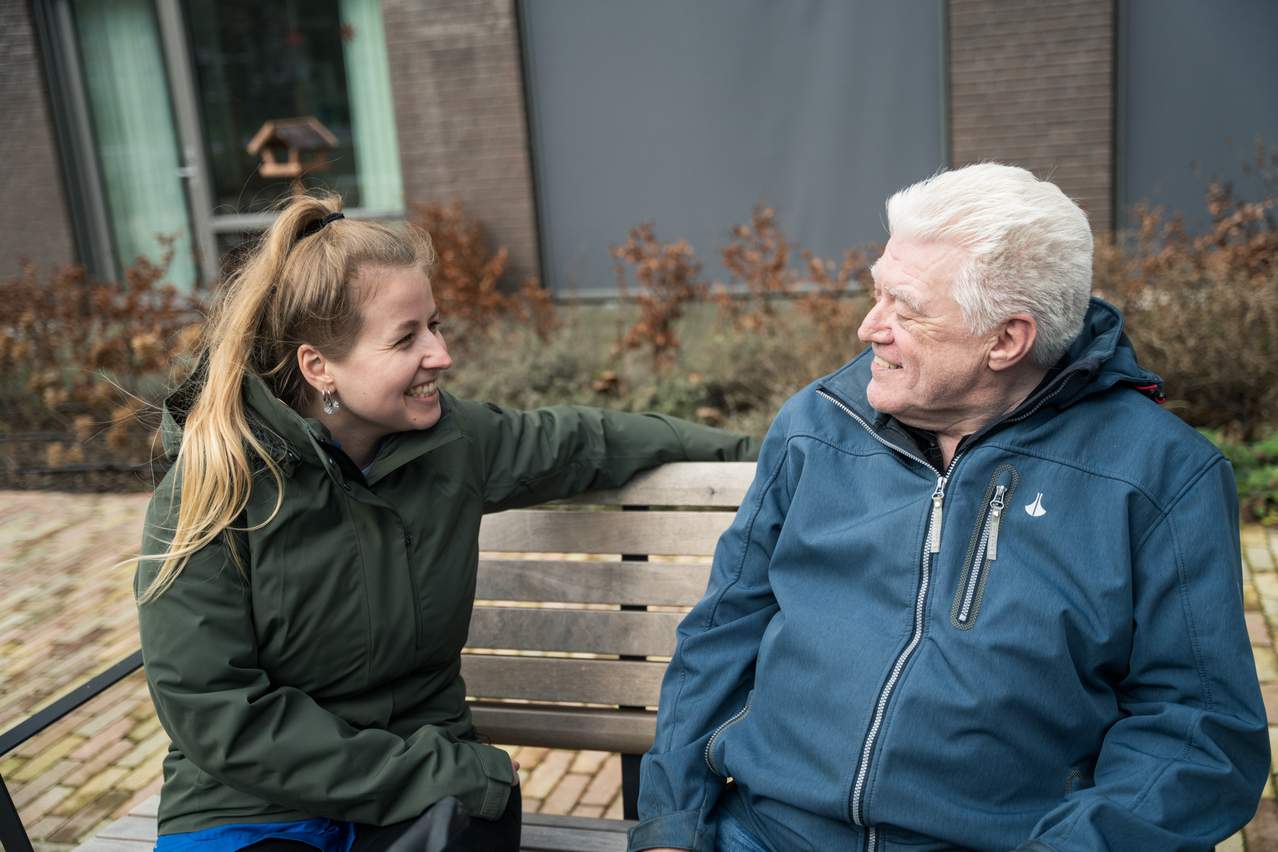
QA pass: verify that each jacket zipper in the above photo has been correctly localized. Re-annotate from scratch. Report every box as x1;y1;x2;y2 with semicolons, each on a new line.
817;390;963;851
704;692;753;776
956;485;1005;625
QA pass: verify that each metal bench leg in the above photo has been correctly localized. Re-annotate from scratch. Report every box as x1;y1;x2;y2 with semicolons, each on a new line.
621;753;641;821
0;774;35;852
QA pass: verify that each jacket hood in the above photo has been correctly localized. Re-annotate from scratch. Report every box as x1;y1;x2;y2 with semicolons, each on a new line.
158;357;335;470
823;296;1164;422
1054;296;1164;407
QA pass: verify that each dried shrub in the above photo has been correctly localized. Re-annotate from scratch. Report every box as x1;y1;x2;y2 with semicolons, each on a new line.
794;247;874;364
410;199;556;348
1096;180;1278;439
716;205;797;328
0;248;202;487
715;204;873;365
611;223;707;366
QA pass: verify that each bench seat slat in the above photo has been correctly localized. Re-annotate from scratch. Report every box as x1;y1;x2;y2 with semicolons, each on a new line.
479;510;735;556
76;839;152;852
553;462;753;507
476;559;710;606
94;814;158;842
523;812;633;851
461;656;666;706
467;608;682;656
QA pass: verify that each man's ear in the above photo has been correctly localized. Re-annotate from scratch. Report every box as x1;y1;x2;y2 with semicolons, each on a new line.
988;314;1037;372
296;343;333;393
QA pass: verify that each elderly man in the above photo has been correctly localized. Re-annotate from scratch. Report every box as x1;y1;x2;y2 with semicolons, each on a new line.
630;164;1268;852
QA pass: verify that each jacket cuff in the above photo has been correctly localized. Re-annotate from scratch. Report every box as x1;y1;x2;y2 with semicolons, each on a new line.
462;741;514;821
628;808;712;851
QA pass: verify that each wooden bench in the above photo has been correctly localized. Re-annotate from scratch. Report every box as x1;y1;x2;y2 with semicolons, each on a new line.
77;461;755;852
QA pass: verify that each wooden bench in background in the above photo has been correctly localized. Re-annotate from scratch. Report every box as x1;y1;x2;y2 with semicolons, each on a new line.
77;461;756;852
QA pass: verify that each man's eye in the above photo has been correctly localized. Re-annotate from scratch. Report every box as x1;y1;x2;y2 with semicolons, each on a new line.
396;334;413;347
429;321;443;333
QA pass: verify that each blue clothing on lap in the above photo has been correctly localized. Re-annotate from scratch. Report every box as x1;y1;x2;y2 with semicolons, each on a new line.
154;818;356;852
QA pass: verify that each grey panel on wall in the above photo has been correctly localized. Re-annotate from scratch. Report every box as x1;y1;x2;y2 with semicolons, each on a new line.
520;0;945;295
1118;0;1278;233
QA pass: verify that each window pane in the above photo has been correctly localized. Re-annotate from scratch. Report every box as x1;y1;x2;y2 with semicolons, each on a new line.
74;0;198;289
183;0;361;212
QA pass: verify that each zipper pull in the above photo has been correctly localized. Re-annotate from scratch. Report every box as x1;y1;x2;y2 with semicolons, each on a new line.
929;476;947;553
985;485;1007;561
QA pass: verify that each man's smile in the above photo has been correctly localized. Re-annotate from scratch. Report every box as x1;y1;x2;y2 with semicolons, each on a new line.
872;353;902;371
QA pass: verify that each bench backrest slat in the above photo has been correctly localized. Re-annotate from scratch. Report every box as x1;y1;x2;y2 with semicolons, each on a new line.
475;559;711;607
551;462;755;507
478;509;735;556
461;656;668;706
468;608;683;657
468;705;655;755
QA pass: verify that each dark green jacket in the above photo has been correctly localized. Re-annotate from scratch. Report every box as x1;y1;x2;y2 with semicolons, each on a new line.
137;372;756;834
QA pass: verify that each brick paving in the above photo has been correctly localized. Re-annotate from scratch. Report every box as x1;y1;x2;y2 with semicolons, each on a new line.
2;491;1277;849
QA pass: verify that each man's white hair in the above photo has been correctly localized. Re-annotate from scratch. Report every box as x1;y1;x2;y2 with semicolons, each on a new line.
885;163;1093;367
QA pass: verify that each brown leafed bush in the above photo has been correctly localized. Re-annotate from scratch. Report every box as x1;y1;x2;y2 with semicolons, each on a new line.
716;205;797;326
410;199;557;347
0;247;202;487
714;204;873;366
1096;181;1278;439
611;223;707;366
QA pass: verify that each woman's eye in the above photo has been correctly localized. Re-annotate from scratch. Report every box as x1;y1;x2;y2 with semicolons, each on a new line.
429;321;443;334
396;334;414;347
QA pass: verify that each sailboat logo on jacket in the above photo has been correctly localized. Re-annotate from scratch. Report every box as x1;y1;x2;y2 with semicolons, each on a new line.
1025;493;1047;517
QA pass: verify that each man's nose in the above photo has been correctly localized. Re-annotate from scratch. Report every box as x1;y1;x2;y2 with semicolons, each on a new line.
858;303;891;344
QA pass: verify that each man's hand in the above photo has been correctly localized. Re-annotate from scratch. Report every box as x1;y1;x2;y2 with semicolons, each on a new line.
511;758;521;785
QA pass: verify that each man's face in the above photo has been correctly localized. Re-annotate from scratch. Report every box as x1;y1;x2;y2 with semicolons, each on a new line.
857;236;996;431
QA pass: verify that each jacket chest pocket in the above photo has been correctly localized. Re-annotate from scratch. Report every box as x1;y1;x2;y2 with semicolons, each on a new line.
949;464;1019;629
253;500;373;692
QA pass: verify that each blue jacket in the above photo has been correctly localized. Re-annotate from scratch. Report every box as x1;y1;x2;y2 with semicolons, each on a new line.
632;299;1268;852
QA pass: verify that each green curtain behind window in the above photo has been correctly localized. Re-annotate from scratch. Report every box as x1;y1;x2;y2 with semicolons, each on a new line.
340;0;404;211
74;0;196;289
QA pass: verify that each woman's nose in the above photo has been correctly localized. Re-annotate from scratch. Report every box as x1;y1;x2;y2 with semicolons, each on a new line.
423;334;453;370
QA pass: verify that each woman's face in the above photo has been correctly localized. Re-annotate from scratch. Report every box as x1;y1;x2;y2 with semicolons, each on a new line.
319;265;452;450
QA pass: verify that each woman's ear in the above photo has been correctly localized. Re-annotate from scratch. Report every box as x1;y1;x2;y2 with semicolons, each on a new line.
988;314;1038;372
296;344;333;393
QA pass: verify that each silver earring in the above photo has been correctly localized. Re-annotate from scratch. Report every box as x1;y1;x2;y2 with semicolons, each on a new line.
322;389;341;415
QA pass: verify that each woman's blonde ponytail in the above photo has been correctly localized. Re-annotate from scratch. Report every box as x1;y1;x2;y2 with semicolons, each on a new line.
137;197;343;603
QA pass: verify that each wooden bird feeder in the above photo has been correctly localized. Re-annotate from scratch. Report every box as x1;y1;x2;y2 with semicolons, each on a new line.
247;116;338;193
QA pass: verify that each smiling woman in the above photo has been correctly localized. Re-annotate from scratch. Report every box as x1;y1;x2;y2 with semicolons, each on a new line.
297;264;453;466
132;193;757;852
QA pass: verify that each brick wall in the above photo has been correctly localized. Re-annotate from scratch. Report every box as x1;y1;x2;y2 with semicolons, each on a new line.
0;0;77;274
948;0;1114;232
382;0;540;284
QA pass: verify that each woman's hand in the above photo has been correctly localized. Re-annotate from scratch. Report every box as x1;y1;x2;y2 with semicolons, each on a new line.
511;758;521;785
